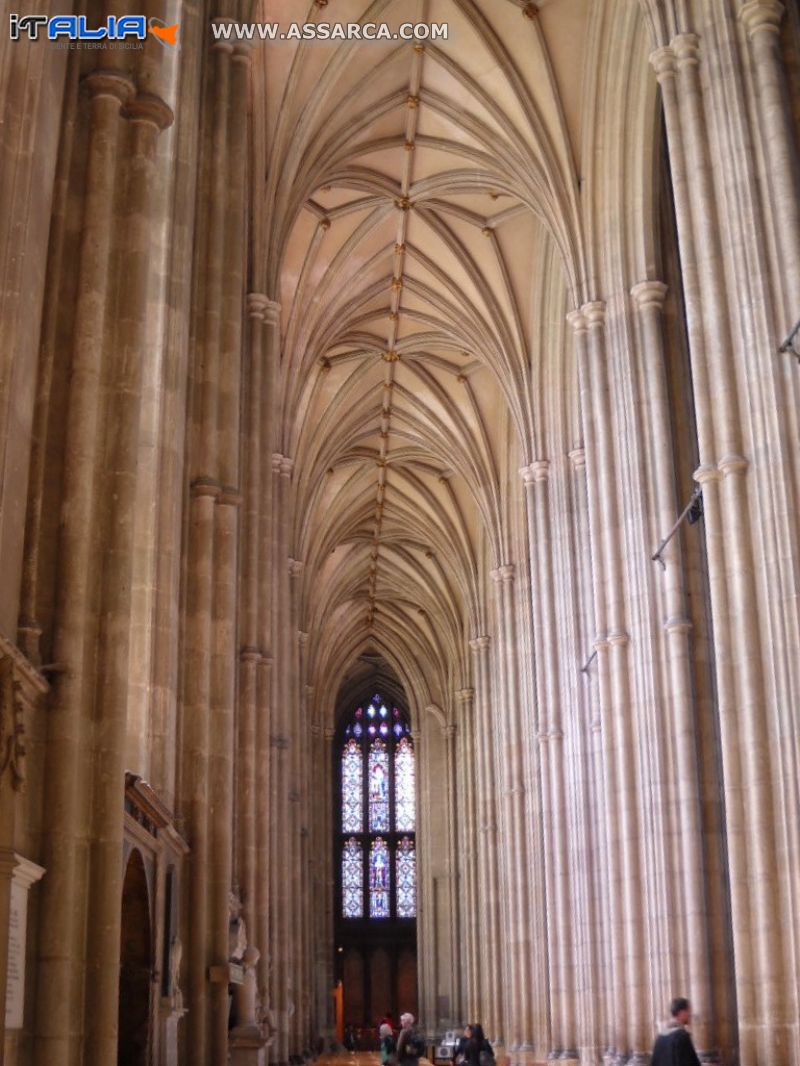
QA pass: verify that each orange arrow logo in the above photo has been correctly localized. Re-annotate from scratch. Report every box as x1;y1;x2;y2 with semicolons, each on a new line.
148;20;179;45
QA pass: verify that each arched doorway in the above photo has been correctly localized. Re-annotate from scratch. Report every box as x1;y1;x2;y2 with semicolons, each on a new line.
334;692;417;1045
118;849;152;1066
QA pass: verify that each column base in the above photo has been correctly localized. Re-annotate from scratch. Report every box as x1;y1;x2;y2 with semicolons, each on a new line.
159;1004;187;1066
508;1047;543;1066
230;1024;271;1066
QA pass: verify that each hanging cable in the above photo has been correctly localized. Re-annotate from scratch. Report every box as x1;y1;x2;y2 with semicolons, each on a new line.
652;485;703;570
779;317;800;363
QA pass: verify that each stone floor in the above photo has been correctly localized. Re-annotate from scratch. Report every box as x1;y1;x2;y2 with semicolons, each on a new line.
316;1054;432;1066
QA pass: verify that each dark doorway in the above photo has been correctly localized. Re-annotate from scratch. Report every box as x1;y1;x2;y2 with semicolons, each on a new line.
118;849;152;1066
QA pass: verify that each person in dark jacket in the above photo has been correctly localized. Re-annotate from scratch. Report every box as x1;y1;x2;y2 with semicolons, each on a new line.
651;998;701;1066
396;1013;423;1064
452;1026;472;1066
463;1024;493;1066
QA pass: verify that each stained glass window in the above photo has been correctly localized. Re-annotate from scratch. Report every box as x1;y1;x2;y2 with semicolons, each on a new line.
394;736;415;832
338;696;416;920
369;837;390;917
368;740;390;831
342;838;363;918
396;837;416;918
341;739;363;832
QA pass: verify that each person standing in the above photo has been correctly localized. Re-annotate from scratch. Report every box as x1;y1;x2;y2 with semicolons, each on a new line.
380;1023;397;1065
464;1024;493;1066
397;1013;424;1064
651;998;701;1066
453;1025;471;1066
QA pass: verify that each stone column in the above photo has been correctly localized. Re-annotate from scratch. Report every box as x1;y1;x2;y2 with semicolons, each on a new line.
584;302;650;1064
569;307;623;1065
568;446;606;1064
469;635;501;1043
256;654;274;1027
455;688;478;1018
631;280;714;1055
182;474;219;1066
521;461;577;1062
489;565;532;1052
239;305;263;944
256;300;280;1024
83;88;174;1066
269;456;294;1063
739;1;800;313
442;720;460;1026
33;66;135;1066
658;33;789;1062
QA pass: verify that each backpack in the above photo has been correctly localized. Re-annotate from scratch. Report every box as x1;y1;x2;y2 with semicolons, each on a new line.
410;1034;426;1057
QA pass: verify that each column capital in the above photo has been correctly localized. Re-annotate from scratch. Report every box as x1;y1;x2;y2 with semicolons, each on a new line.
739;0;784;39
718;453;749;477
649;45;677;82
568;447;586;472
247;293;277;320
630;279;668;310
125;92;174;131
519;460;550;485
673;32;702;68
442;724;457;741
693;463;722;485
272;453;294;478
456;687;475;705
288;558;304;578
489;563;515;584
218;485;243;507
190;476;222;499
469;635;490;653
83;68;136;104
298;631;309;647
566;308;588;336
581;300;606;328
210;16;236;53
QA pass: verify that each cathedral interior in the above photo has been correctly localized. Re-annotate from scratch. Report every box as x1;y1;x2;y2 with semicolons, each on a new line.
1;1;799;1064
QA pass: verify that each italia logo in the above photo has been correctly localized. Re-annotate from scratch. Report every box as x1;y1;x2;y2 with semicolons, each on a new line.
9;13;179;46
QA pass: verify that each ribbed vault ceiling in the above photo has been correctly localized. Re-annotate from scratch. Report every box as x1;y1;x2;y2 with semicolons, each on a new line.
257;0;592;710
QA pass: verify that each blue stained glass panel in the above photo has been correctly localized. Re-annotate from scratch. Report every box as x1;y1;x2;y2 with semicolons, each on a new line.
369;837;390;918
342;739;363;832
368;740;390;831
396;837;416;918
342;838;363;918
394;736;415;832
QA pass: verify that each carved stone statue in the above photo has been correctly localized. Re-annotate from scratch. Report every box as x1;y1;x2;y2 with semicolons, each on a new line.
229;915;247;964
234;945;260;1028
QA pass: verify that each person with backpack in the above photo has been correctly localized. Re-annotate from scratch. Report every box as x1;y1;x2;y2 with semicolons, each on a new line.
397;1013;425;1064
